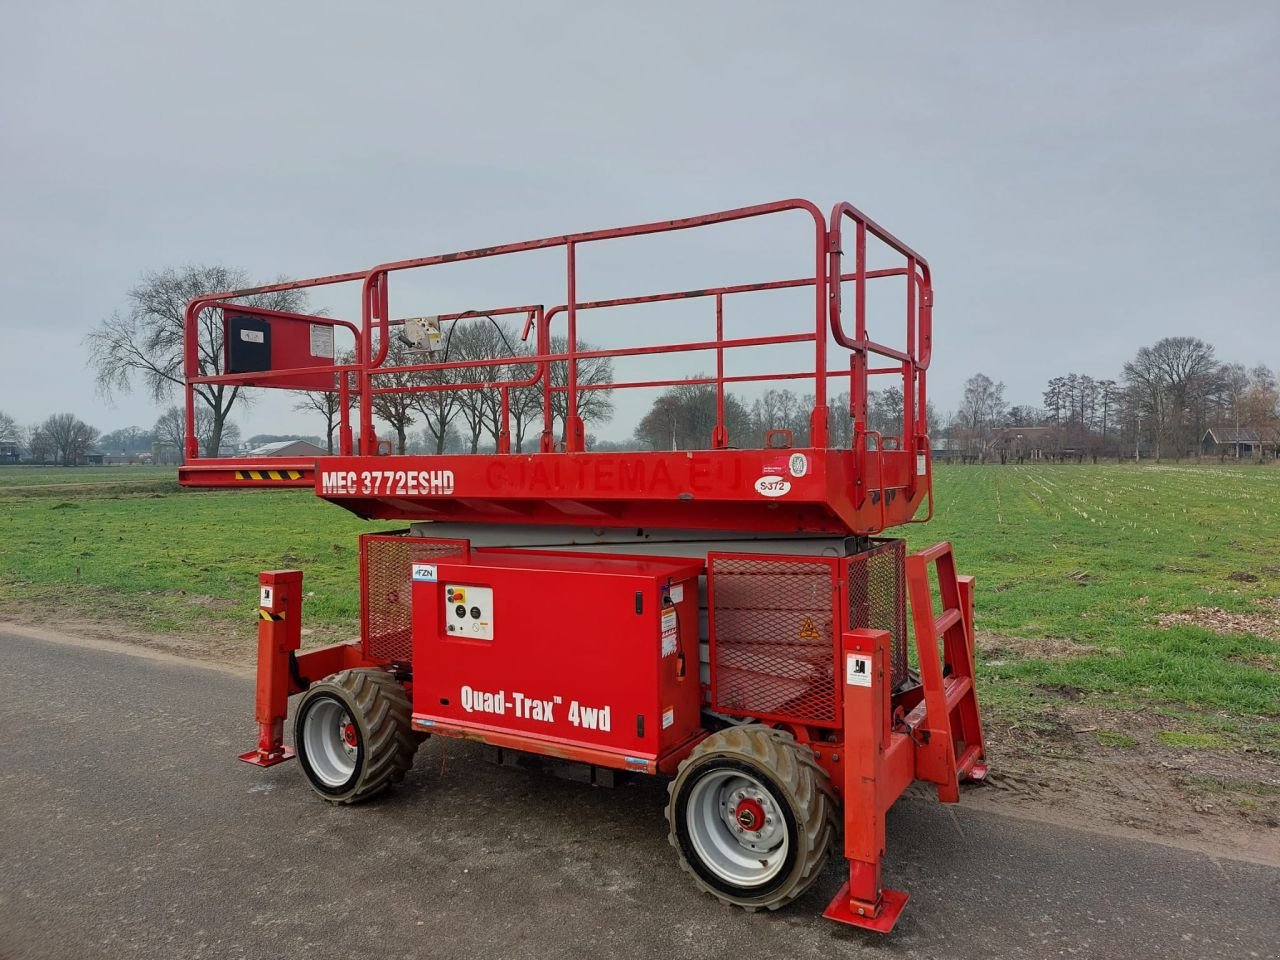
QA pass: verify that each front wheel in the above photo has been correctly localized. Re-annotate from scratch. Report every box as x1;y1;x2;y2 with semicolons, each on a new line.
294;669;419;804
667;725;836;911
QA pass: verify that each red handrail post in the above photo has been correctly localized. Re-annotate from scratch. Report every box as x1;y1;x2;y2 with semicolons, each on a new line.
564;242;585;452
712;293;728;448
498;387;512;454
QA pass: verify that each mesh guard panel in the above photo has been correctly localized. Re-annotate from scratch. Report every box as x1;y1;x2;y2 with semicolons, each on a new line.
709;555;840;727
848;539;909;690
361;534;468;665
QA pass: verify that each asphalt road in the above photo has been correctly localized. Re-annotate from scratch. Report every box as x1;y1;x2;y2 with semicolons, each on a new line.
1;629;1276;960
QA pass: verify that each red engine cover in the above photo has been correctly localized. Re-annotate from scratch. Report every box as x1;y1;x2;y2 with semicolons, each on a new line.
410;549;703;767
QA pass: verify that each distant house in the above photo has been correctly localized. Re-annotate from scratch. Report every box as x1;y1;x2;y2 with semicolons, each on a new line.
248;439;327;458
1201;428;1277;459
930;437;963;464
989;426;1056;462
0;438;18;464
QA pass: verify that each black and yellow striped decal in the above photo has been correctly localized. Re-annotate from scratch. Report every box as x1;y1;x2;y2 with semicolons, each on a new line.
235;470;305;481
259;608;286;621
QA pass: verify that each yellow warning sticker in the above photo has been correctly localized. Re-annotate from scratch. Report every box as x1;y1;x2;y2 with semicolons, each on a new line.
797;616;822;641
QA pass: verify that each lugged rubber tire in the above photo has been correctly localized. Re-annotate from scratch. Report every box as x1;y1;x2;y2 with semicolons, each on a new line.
294;668;419;805
666;725;836;911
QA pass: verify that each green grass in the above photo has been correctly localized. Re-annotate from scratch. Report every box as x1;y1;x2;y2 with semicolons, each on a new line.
1;462;1277;750
904;464;1279;715
903;463;1280;751
0;466;397;639
1156;730;1228;749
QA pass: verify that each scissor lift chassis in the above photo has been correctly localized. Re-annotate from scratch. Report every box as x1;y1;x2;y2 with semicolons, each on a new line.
179;198;987;932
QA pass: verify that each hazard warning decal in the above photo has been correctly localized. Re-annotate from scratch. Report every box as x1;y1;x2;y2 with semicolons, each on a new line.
796;616;823;641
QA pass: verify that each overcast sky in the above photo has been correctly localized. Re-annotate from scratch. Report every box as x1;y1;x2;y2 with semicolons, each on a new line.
1;1;1276;444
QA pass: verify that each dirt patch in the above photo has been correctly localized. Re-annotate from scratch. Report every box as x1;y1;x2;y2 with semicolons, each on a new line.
981;632;1095;662
1227;570;1261;583
1156;601;1280;640
964;696;1280;864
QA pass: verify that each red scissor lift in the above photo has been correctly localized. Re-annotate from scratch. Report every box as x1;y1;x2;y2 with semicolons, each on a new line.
180;199;986;932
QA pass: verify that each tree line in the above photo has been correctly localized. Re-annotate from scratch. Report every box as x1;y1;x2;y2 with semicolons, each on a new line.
8;264;1274;466
947;337;1279;461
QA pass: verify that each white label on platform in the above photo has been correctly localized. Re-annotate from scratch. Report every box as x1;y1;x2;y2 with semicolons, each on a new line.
754;476;791;497
789;453;809;477
310;323;334;359
412;563;438;582
240;329;264;343
662;706;675;729
259;585;273;607
846;653;873;687
669;583;684;604
916;453;927;476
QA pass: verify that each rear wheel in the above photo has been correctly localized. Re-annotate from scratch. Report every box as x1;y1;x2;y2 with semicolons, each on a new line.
295;669;419;804
667;725;835;911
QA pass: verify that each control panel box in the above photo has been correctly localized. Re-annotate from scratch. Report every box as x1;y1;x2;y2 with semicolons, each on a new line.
410;548;703;765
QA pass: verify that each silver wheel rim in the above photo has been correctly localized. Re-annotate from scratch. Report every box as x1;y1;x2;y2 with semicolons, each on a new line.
685;768;789;887
302;698;359;787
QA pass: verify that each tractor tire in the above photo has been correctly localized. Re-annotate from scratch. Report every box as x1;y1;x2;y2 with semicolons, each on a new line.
667;725;836;911
294;668;419;805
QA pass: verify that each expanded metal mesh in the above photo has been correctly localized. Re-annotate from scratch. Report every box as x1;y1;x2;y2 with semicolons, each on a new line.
709;555;840;727
361;534;468;664
848;539;908;690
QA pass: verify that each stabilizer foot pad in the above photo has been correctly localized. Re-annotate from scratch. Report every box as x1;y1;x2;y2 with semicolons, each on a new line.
238;746;296;767
823;885;909;933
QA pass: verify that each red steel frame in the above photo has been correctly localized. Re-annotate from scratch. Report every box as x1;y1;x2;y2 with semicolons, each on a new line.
178;198;935;535
198;199;984;935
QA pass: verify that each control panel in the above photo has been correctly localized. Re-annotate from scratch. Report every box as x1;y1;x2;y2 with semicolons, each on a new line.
444;584;494;640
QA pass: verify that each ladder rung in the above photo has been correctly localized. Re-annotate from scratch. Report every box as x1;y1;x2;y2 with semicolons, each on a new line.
943;676;972;710
956;743;983;778
933;608;961;636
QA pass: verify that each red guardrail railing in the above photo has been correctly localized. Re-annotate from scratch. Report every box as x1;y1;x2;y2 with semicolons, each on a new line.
182;199;932;472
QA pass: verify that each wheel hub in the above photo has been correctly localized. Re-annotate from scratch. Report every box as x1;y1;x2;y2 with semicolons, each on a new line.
734;797;766;831
341;722;358;749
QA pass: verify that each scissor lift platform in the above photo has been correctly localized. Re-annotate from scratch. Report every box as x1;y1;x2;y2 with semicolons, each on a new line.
180;447;927;535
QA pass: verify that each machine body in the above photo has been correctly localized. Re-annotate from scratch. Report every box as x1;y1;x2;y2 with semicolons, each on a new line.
182;197;987;933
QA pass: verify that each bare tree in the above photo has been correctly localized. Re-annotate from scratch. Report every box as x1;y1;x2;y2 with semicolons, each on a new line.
39;413;99;467
1123;337;1219;460
1218;362;1251;435
749;388;812;446
959;373;1007;456
154;405;239;462
546;333;615;442
368;338;423;455
295;351;356;454
635;380;750;451
0;410;17;440
27;426;53;464
89;265;309;458
1097;379;1118;454
1243;365;1279;439
98;426;152;454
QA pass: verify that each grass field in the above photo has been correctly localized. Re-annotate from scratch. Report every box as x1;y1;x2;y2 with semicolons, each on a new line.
906;464;1280;728
2;462;1277;757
